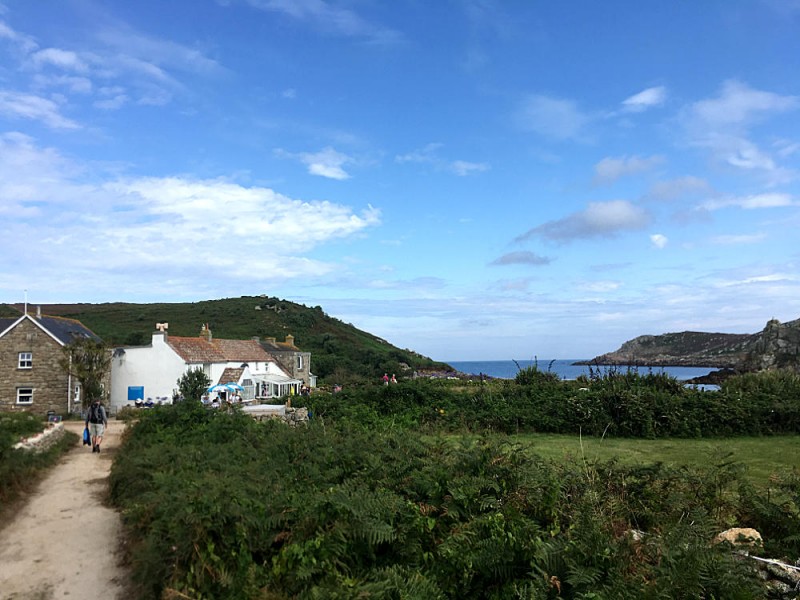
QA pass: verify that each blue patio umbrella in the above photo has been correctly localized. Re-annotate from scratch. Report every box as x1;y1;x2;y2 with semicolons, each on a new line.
226;383;244;391
207;384;231;393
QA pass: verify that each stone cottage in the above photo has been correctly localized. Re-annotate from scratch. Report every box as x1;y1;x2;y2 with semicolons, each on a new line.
257;334;315;388
0;311;99;417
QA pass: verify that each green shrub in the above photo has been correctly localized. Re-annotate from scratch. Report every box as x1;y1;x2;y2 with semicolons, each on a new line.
0;415;78;508
111;405;772;599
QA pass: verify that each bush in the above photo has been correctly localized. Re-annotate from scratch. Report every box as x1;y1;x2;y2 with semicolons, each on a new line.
110;405;773;599
0;414;78;508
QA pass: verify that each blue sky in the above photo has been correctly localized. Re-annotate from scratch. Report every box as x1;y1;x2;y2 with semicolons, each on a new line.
1;0;798;361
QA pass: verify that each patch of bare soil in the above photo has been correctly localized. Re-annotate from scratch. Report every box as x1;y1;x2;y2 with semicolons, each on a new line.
0;420;130;600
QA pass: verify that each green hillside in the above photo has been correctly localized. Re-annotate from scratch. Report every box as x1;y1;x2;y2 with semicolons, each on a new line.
5;296;448;381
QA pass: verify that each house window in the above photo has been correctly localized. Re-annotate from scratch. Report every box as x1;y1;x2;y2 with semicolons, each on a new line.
296;355;303;370
18;352;32;369
16;387;33;405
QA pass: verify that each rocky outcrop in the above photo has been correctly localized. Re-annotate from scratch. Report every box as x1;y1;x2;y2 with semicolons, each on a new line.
741;318;800;372
581;318;800;372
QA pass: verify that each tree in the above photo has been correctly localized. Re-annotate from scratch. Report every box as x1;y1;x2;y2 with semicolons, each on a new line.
176;368;211;403
59;338;111;409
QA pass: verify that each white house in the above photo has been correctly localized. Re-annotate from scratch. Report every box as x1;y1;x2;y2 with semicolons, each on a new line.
109;325;301;413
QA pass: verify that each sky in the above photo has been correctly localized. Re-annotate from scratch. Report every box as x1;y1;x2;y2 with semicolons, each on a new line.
0;0;798;361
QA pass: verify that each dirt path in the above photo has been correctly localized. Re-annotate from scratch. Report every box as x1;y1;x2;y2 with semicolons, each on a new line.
0;420;130;600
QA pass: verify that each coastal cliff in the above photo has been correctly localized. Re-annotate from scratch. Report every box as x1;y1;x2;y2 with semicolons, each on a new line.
582;318;800;371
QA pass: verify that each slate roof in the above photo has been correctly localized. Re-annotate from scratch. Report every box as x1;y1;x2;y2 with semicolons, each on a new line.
0;314;99;344
167;336;274;364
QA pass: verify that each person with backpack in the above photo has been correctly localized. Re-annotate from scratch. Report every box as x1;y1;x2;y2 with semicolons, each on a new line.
85;399;108;453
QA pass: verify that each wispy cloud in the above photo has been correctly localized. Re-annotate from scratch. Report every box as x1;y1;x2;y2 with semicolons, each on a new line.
0;19;37;53
31;47;89;72
593;154;664;185
621;86;666;112
237;0;402;44
516;94;590;141
683;80;799;183
0;91;79;129
702;192;795;211
396;143;489;176
2;16;223;111
490;251;552;266
276;146;354;180
644;176;714;202
517;200;651;243
688;79;798;128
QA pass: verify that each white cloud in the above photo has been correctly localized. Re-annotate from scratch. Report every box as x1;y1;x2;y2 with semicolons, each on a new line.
689;80;798;129
0;91;79;129
517;200;650;243
593;155;664;184
95;28;223;76
774;139;800;157
450;160;489;176
702;192;795;210
396;143;442;164
396;143;488;176
650;233;668;248
684;81;799;183
31;47;89;72
0;135;381;295
621;86;666;112
516;94;590;141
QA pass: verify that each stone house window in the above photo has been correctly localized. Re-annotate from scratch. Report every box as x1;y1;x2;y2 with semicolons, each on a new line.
16;387;33;405
18;352;32;369
296;355;303;370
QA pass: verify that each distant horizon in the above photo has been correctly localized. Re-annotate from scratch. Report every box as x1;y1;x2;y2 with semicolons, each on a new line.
3;295;789;364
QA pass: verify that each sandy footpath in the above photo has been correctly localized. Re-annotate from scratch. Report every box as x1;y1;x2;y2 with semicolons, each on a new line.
0;420;130;600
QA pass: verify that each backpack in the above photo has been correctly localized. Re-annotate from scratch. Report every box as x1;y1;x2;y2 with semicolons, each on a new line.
89;403;104;424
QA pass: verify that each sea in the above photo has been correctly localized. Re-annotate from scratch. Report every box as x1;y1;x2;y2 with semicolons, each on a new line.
447;359;717;382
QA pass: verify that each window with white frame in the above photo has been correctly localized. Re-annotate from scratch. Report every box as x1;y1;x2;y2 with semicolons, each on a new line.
16;387;33;404
18;352;32;369
296;355;303;370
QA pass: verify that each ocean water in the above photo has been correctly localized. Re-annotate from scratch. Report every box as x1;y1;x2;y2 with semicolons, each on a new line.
448;359;716;382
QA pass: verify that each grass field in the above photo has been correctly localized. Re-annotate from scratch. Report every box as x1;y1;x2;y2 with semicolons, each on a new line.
506;433;800;486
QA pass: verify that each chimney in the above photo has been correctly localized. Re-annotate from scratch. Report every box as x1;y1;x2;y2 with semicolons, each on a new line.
251;336;260;343
36;305;41;319
200;323;212;342
266;337;276;344
285;334;295;347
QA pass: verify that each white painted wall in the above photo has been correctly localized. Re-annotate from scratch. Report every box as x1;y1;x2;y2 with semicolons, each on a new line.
109;332;188;413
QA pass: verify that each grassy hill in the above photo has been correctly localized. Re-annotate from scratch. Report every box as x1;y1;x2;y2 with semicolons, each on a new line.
4;296;449;381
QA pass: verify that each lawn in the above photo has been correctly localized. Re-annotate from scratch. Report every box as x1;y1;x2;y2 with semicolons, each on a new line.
509;433;800;486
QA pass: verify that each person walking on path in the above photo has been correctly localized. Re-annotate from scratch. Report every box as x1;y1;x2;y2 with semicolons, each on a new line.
0;419;130;598
86;398;108;453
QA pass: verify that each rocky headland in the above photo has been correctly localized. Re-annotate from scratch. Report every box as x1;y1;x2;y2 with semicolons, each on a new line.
579;317;800;374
